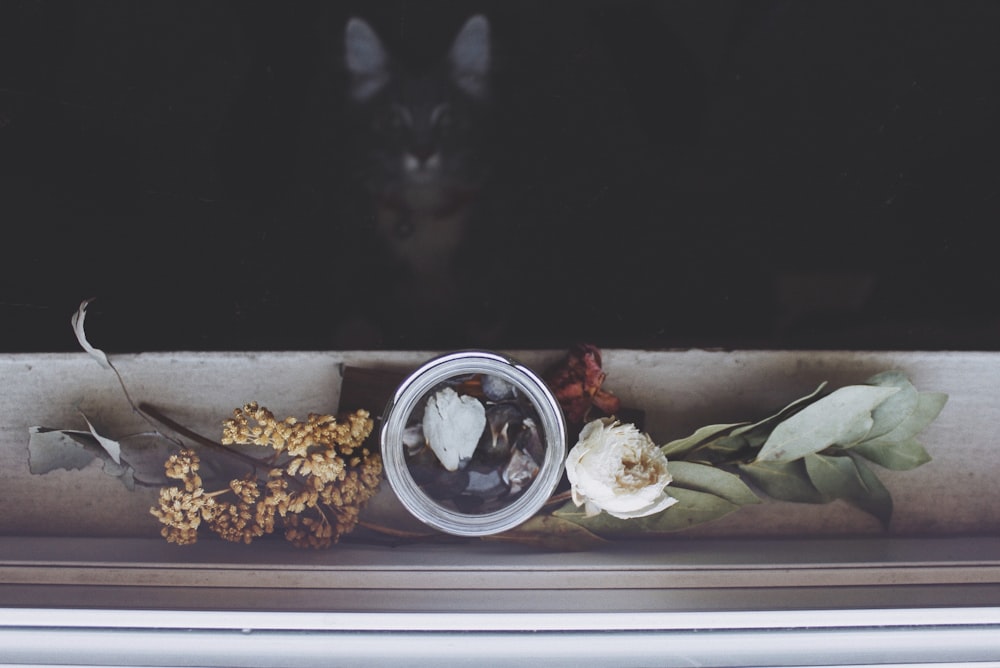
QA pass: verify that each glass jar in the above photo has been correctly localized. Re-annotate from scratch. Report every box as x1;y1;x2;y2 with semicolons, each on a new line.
380;350;566;536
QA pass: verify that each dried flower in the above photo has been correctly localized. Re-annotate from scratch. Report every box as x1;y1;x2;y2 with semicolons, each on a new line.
151;406;382;548
150;449;218;545
545;344;621;427
565;418;676;519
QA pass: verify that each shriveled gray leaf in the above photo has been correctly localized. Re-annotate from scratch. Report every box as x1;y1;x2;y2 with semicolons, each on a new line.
27;427;99;473
667;461;761;506
554;487;739;536
71;299;112;370
851;437;932;471
804;453;893;529
28;426;136;490
861;392;948;447
862;371;918;441
661;423;747;458
738;459;830;504
79;412;121;464
755;385;899;462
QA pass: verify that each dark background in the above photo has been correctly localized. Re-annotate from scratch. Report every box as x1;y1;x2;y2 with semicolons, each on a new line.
2;0;999;352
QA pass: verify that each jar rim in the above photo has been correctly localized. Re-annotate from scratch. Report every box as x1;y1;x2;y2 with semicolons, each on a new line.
380;350;566;537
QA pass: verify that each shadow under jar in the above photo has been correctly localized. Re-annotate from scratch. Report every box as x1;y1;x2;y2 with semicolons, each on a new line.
380;351;567;536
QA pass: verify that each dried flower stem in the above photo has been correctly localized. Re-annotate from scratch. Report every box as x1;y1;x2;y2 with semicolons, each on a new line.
142;403;345;502
139;402;262;473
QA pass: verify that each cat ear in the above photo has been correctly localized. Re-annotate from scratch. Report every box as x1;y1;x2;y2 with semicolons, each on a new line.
449;14;490;99
345;17;390;102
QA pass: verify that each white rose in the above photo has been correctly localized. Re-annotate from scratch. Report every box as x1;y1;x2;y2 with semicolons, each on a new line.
565;418;677;519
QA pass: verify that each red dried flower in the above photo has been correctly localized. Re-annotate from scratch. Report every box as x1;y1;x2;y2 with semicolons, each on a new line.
545;344;621;427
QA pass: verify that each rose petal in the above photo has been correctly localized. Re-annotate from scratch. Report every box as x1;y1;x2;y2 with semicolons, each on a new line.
604;492;678;520
422;387;486;471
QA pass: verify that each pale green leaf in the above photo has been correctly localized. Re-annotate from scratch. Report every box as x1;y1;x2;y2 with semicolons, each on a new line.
71;299;112;370
851;437;932;471
804;453;893;529
691;434;751;465
850;454;894;529
862;371;918;441
554;487;739;536
730;382;829;438
667;461;760;505
755;385;900;462
738;459;829;503
660;383;828;462
742;430;769;449
661;423;747;458
862;392;948;446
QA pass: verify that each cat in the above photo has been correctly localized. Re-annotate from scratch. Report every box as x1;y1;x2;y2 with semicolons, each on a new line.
341;14;496;345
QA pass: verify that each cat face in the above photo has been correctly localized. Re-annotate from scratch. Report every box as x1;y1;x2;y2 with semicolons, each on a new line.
344;15;493;212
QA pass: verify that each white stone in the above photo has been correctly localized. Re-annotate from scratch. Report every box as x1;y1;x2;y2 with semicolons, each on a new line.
422;387;486;471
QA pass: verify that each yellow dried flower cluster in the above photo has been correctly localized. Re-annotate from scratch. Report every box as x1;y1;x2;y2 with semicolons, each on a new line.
150;449;218;545
151;404;381;549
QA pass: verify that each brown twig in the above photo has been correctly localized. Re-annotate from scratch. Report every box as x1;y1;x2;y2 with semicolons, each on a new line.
543;489;573;507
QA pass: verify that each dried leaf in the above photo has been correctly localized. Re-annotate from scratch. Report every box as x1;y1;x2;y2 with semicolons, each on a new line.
738;459;830;504
660;423;748;459
850;437;932;471
27;427;100;474
27;426;136;490
71;299;111;370
850;454;894;529
862;371;919;441
755;385;899;462
692;434;753;465
554;487;739;536
659;383;827;461
667;461;760;506
359;485;445;538
79;412;121;465
483;514;607;550
804;453;893;529
730;382;828;438
861;392;948;447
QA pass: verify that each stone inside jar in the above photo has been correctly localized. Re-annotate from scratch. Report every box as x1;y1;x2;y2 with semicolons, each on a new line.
403;373;546;515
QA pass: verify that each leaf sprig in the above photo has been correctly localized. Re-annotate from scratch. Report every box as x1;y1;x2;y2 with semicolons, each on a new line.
553;370;947;536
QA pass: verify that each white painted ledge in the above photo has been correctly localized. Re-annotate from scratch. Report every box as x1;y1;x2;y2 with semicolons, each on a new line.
1;602;1000;667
